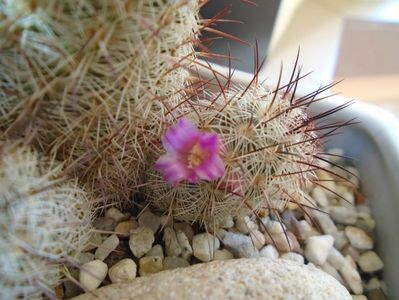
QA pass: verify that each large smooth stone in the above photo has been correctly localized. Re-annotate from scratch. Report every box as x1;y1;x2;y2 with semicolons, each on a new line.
72;258;350;300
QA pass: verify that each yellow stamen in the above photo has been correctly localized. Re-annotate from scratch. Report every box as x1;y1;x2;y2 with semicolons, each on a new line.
187;144;205;168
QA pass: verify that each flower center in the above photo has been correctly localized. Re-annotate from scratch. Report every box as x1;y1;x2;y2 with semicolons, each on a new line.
187;143;206;168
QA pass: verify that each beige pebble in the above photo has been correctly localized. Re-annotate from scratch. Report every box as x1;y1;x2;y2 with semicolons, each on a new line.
213;249;234;260
138;256;163;276
220;215;234;229
138;210;161;233
311;186;330;207
105;207;129;223
193;233;220;262
339;255;363;295
265;231;301;253
315;170;336;198
176;230;193;260
163;256;190;270
95;234;119;261
249;229;265;250
115;220;138;237
341;245;361;262
145;244;164;260
129;227;155;258
164;227;182;257
83;233;104;251
357;251;384;273
174;222;194;242
108;259;137;283
345;226;373;250
79;260;108;292
235;215;257;234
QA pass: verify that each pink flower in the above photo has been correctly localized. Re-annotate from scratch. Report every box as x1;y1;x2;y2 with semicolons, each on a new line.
154;118;225;184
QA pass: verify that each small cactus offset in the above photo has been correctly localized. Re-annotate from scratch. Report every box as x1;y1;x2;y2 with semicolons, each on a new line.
0;141;93;299
144;68;350;229
0;0;202;207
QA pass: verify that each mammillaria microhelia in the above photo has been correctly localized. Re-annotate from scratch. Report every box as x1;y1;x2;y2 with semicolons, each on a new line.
155;118;225;185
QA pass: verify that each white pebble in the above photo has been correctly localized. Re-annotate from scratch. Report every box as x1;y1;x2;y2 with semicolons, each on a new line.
108;259;137;283
223;232;258;258
164;227;182;257
351;295;367;300
262;219;286;235
356;205;370;215
357;251;384;273
341;245;360;262
331;230;349;250
326;148;345;163
365;277;381;291
79;260;108;292
215;228;227;240
220;215;234;229
305;235;334;265
280;252;304;264
213;249;234;260
297;220;320;240
313;210;338;235
321;262;346;286
330;206;357;225
315;170;336;198
311;186;330;207
77;252;95;265
235;215;257;234
340;192;355;207
160;215;172;228
192;233;220;262
327;247;346;270
174;222;194;242
259;245;279;259
249;230;265;250
94;234;119;261
93;217;116;231
115;220;138;237
129;227;155;258
105;208;129;223
339;255;363;295
138;210;161;233
83;232;104;251
176;230;193;260
146;244;164;260
355;212;376;232
345;226;373;250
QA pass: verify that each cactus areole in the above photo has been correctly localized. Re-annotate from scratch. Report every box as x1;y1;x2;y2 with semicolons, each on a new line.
154;118;225;184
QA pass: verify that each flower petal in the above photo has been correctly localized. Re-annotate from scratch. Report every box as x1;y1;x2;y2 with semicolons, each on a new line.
154;155;190;184
195;155;225;181
163;118;199;154
198;131;220;154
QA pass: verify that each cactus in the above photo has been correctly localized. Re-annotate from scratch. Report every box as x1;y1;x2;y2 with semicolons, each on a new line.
0;0;201;208
144;68;352;228
0;141;93;299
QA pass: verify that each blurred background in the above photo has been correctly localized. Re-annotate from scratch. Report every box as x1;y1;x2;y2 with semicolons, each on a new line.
201;0;399;116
